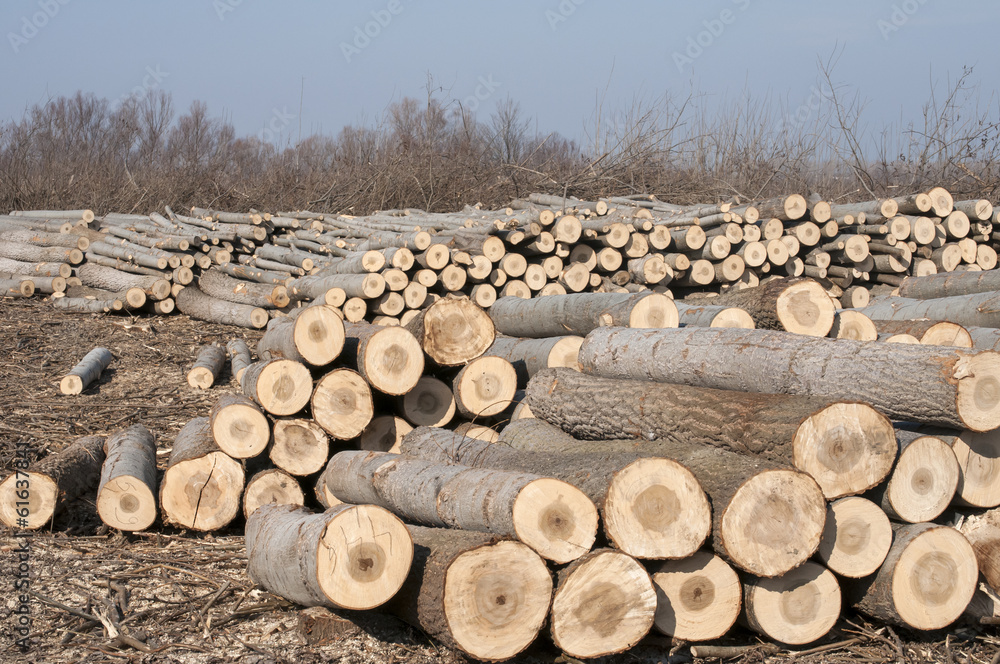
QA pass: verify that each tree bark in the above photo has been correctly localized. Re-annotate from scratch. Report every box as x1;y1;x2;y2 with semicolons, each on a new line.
382;525;552;661
0;435;105;529
60;346;113;395
579;326;1000;432
246;503;413;610
704;276;835;336
96;425;158;531
528;367;895;500
199;268;289;308
187;344;226;390
226;339;252;383
870;319;973;347
176;285;268;329
77;263;170;300
489;292;676;337
482;335;583;385
856;291;1000;329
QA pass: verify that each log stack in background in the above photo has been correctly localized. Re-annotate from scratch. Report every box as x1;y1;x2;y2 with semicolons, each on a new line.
9;187;1000;659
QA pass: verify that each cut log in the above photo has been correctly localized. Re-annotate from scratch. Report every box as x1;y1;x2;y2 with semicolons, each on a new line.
398;376;456;427
401;424;712;560
404;296;495;366
176;285;268;329
271;418;329;476
829;310;878;341
187;344;227;390
360;415;412;453
0;435;105;530
159;417;244;531
579;326;1000;432
208;394;269;459
226;339;252;383
846;523;978;630
383;526;551;661
258;306;345;366
550;549;656;659
932;429;1000;508
246;504;413;610
856;291;1000;330
648;551;741;641
60;346;113;395
816;496;892;578
530;367;894;499
955;507;1000;592
707;277;835;336
199;268;289;308
870;319;973;347
869;432;959;523
241;358;313;416
1;278;34;297
341;321;424;395
77;263;170;300
96;425;158;531
675;302;755;329
243;469;305;518
311;368;374;440
483;335;583;385
489;292;677;337
742;562;841;645
452;356;518;418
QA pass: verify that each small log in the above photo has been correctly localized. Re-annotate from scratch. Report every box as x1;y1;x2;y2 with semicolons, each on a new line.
829;310;878;340
199;268;289;308
404;296;495;366
816;496;892;578
846;523;978;630
648;551;741;641
187;344;227;390
176;285;268;329
707;276;835;336
675;302;755;329
869;432;959;523
482;335;583;385
0;435;105;529
550;549;657;658
398;376;455;427
383;526;551;661
579;326;1000;432
452;356;518;418
489;292;677;337
241;358;313;416
52;296;123;313
159;417;244;531
871;319;973;347
77;263;170;300
209;394;269;459
743;562;841;645
246;504;413;610
311;368;374;440
226;339;252;383
60;346;113;395
271;419;329;476
340;322;424;396
259;306;345;367
96;425;158;531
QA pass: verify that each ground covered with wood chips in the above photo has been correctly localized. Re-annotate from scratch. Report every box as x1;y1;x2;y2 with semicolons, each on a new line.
2;297;999;664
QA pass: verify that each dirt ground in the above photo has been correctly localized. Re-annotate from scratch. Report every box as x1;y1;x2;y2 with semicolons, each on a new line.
1;297;999;664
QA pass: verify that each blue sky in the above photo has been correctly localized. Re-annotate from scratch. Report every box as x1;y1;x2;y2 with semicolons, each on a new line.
2;1;998;146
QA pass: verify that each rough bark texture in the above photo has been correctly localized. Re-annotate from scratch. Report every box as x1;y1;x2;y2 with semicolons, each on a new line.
199;267;289;308
856;292;1000;329
382;525;552;661
489;292;672;337
96;425;158;531
579;326;1000;432
77;263;169;299
527;367;894;499
899;269;1000;300
482;335;583;385
246;503;413;611
226;339;252;383
0;435;106;529
176;285;268;329
704;276;835;336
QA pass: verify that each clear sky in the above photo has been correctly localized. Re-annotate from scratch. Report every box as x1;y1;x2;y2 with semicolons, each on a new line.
3;0;998;147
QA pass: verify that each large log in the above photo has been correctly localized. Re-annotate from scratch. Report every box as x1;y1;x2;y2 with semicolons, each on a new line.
241;358;313;416
579;326;1000;432
869;431;959;523
209;394;270;459
60;346;113;395
324;450;598;563
898;268;1000;299
246;504;413;610
815;496;892;579
648;551;741;641
270;418;329;476
846;523;978;630
0;435;106;529
176;285;268;329
742;562;841;645
704;277;835;336
404;295;495;366
341;321;424;395
311;368;374;439
549;548;657;659
451;356;518;418
528;367;894;499
401;424;711;560
488;292;677;338
199;268;289;308
258;306;345;367
159;417;244;531
855;291;1000;329
382;526;551;661
481;335;583;385
96;425;158;531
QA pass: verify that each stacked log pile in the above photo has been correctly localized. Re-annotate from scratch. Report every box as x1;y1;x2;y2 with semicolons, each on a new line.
10;188;1000;659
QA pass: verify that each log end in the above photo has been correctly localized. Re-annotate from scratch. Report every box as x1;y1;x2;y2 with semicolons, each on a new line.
59;375;84;395
0;472;58;529
312;369;374;440
186;367;216;390
627;293;679;329
400;376;456;428
743;561;841;645
362;326;425;396
420;297;495;366
885;436;960;523
294;305;345;366
160;451;243;531
775;279;836;336
816;496;892;578
97;474;157;531
512;478;598;564
211;399;270;459
649;551;741;641
710;307;755;329
955;351;1000;432
244;469;305;519
360;415;412;454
